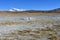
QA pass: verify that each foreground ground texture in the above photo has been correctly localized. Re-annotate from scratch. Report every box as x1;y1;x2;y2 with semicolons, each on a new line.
0;12;60;40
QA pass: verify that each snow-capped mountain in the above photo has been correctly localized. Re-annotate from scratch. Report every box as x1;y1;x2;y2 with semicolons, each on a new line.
8;8;26;11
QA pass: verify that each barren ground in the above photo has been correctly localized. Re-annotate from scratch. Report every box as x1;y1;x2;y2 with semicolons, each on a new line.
0;12;60;40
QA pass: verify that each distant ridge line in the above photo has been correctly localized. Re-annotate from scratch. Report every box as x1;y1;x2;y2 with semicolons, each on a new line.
0;8;60;13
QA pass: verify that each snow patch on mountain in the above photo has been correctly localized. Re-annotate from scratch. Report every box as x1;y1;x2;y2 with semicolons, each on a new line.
8;8;26;11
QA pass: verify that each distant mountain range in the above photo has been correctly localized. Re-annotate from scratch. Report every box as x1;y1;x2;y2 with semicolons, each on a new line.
24;8;60;13
1;8;60;13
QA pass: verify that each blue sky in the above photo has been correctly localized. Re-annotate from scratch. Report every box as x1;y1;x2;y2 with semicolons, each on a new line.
0;0;60;10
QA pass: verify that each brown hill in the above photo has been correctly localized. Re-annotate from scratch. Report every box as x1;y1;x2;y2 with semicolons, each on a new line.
17;8;60;13
47;8;60;13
